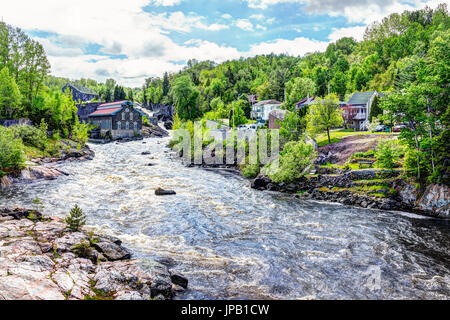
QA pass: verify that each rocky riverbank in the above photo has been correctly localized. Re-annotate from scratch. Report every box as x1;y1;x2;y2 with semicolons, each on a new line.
251;172;449;219
0;208;188;300
1;143;95;188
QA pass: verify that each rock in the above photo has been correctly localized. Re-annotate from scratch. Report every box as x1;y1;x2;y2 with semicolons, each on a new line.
0;176;12;188
141;152;151;155
93;241;132;261
251;176;271;190
417;184;450;218
397;182;418;207
164;121;173;130
155;188;176;196
171;274;188;289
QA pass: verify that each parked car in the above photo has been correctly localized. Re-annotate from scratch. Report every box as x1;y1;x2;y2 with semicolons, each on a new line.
374;125;387;132
393;124;407;132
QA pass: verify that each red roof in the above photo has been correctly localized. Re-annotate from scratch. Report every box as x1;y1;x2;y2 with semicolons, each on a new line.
89;107;122;116
98;100;127;108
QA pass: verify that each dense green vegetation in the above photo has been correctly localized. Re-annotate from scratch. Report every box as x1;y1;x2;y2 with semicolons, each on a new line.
161;5;448;186
0;22;93;171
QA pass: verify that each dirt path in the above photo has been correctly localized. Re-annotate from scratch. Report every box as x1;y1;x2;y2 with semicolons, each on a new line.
319;134;397;165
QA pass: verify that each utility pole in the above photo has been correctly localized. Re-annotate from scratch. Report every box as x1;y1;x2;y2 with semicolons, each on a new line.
232;101;235;128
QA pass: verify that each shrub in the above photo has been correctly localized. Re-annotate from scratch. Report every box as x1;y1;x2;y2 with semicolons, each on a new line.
65;205;86;232
0;127;26;170
9;123;48;150
265;140;317;183
72;122;90;146
241;163;261;179
375;140;402;169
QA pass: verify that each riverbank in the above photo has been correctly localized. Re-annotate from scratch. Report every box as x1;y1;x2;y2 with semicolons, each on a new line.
0;207;188;300
1;143;95;188
251;171;449;219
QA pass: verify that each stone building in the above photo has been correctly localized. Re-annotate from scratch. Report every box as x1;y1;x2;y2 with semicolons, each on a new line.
62;83;98;102
87;101;144;139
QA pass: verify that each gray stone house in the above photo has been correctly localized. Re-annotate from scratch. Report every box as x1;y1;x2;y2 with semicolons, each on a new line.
88;101;144;139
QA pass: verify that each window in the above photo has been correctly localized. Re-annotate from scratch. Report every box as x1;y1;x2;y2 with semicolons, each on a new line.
130;113;133;121
118;122;121;130
122;112;125;121
134;122;138;131
126;122;129;130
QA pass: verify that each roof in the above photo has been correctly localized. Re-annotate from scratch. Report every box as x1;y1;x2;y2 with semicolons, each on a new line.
296;95;316;109
347;91;377;105
64;83;98;96
269;109;288;120
88;100;145;117
97;100;128;109
88;107;122;117
254;99;283;107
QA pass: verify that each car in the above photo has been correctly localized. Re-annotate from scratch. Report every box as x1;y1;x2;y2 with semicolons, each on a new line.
374;125;387;132
393;124;407;132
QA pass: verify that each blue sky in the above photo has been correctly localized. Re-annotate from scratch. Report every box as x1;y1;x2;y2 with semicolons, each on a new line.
0;0;443;86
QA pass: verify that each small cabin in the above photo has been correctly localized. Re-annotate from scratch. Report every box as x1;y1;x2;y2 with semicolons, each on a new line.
87;101;144;139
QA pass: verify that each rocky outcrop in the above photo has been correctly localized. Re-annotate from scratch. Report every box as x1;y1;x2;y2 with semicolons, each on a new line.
251;173;449;218
0;208;188;300
417;184;449;218
142;124;169;138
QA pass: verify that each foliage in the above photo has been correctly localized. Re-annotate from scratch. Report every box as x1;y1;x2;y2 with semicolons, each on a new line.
0;126;26;170
375;140;403;169
0;67;22;119
280;111;303;142
71;122;90;146
265;140;317;183
170;76;200;121
241;163;261;179
285;77;316;110
65;205;86;232
306;94;344;143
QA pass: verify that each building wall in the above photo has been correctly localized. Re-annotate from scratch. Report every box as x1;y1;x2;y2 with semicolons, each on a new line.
89;107;143;139
63;84;98;103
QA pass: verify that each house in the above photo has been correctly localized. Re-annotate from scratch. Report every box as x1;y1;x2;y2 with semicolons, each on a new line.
342;91;384;130
87;100;144;139
251;100;283;122
295;95;316;111
62;83;98;102
268;109;288;129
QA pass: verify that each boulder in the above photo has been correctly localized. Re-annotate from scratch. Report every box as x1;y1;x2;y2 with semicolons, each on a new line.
251;176;271;190
171;274;188;289
155;188;176;196
417;184;449;218
93;241;132;261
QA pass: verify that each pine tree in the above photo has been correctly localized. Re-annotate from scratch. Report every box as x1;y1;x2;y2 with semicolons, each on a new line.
65;205;86;232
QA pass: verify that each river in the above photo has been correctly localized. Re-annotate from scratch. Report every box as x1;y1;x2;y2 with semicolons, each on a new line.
1;137;449;300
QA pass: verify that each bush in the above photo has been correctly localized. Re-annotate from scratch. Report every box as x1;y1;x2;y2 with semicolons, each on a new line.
9;123;48;150
72;122;90;146
375;140;402;169
0;127;26;170
264;140;316;183
65;205;86;232
241;163;261;179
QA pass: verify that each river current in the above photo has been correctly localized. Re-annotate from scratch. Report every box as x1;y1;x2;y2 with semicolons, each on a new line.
1;138;449;300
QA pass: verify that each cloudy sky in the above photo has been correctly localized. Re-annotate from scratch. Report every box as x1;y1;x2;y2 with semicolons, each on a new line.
0;0;445;87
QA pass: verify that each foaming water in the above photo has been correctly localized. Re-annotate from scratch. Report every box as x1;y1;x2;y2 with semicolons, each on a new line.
1;138;449;300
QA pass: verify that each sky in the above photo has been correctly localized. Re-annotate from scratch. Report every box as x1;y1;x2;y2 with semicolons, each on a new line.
0;0;446;87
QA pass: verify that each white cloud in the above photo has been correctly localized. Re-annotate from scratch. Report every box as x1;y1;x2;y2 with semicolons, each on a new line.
235;19;254;31
147;11;229;32
256;24;267;31
221;13;233;19
150;0;182;6
250;14;265;20
328;26;367;42
249;36;328;56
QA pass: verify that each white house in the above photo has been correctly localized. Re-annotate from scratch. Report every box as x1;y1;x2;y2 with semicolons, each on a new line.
251;100;283;122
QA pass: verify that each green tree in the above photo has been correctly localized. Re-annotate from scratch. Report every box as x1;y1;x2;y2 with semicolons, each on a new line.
65;205;86;232
0;67;22;119
0;126;25;170
285;77;316;110
170;76;200;121
369;95;382;121
306;94;344;144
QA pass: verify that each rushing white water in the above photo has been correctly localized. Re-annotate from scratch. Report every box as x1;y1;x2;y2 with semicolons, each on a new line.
1;137;449;300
